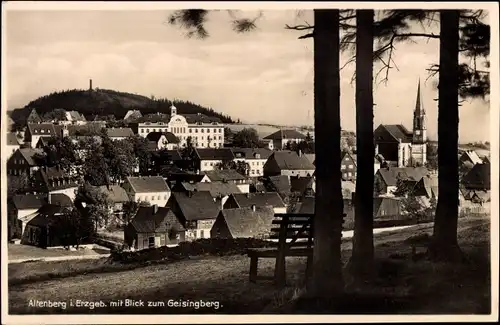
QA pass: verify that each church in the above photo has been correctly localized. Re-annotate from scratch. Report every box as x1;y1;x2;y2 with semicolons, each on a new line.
374;80;428;167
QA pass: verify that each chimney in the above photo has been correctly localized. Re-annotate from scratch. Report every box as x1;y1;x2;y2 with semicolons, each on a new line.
89;79;93;91
152;204;158;214
251;204;256;212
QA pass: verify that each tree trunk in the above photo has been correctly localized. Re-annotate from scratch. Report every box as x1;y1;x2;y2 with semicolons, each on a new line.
307;9;344;298
429;10;462;261
349;9;375;281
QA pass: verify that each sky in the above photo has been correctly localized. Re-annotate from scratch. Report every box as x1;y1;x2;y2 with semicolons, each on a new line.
5;8;491;142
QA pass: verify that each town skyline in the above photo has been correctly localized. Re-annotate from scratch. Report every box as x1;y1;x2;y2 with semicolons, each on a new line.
6;9;491;142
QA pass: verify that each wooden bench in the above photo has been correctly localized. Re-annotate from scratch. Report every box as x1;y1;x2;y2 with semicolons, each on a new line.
247;213;314;287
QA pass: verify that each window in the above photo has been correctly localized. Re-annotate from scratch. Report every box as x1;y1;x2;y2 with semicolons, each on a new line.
210;162;214;166
146;129;150;133
348;164;353;169
201;129;204;133
189;129;192;133
140;129;144;133
207;129;210;133
195;129;198;133
204;162;208;166
148;236;155;248
200;230;205;238
164;195;167;200
348;172;352;177
219;129;222;133
158;195;161;200
145;196;149;201
201;136;204;140
219;136;221;140
341;165;346;170
152;196;155;201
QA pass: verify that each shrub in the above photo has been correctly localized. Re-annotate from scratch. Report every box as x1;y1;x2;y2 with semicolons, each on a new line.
110;238;275;264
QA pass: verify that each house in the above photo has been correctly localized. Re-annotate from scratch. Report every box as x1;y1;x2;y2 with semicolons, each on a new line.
31;167;79;200
165;171;210;188
123;176;171;206
290;175;315;197
97;185;130;224
374;166;430;196
167;191;220;240
263;129;306;150
263;151;315;178
459;150;483;167
26;108;42;124
203;169;250;193
462;162;490;191
8;194;46;240
210;206;274;239
21;204;79;248
341;151;357;181
412;174;438;199
124;109;143;121
303;153;315;166
193;148;235;172
223;192;287;214
7;148;45;176
289;197;356;229
231;147;273;177
172;181;241;209
341;151;383;182
105;127;134;140
146;132;179;150
373;197;403;220
341;180;356;199
6;133;21;158
124;205;185;250
24;123;59;148
64;111;87;125
265;175;292;198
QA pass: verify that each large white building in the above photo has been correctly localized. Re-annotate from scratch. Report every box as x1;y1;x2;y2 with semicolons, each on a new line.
137;105;225;148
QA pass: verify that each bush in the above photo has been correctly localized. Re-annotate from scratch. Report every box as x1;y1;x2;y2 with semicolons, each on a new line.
110;238;275;264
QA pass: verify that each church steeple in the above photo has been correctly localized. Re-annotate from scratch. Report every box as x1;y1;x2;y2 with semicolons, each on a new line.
412;78;427;144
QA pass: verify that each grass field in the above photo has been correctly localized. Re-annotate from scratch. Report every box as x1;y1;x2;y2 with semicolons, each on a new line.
8;216;490;315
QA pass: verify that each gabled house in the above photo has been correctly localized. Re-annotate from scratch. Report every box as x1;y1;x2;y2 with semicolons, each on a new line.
64;111;87;125
341;151;357;181
124;109;143;121
459;150;483;167
6;133;21;158
374;166;429;196
223;192;287;214
31;167;79;200
203;169;250;193
263;151;315;178
210;206;275;239
172;181;241;209
97;185;130;223
8;194;46;240
165;171;210;188
146;132;179;150
193;148;235;172
373;197;403;220
290;175;315;197
166;191;220;240
231;147;273;177
105;127;134;141
7;148;45;176
412;174;438;199
26;108;42;124
123;176;171;207
462;162;490;191
25;123;59;148
21;204;77;248
124;205;185;250
265;175;292;199
263;129;306;150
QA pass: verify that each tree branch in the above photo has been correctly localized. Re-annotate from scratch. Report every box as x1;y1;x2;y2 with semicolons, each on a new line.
285;24;314;31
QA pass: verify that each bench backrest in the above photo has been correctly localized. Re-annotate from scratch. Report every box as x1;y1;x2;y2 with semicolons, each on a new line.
269;213;314;250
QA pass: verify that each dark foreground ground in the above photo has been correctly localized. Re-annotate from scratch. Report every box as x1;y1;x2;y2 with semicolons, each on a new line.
8;216;491;315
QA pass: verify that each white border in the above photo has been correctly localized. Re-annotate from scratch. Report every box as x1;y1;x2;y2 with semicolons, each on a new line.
1;1;498;324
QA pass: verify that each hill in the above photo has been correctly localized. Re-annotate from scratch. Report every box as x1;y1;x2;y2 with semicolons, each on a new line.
8;88;235;127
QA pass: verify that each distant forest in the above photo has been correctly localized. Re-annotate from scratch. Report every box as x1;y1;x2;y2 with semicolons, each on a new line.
9;88;235;126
